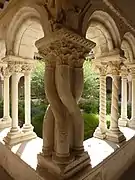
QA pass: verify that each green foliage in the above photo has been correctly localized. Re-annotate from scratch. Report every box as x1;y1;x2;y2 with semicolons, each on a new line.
31;61;45;99
18;100;25;126
79;61;100;115
31;100;47;137
83;113;111;140
82;61;99;99
106;100;111;114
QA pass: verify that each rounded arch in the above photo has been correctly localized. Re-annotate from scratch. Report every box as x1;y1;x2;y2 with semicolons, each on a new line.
84;10;121;57
121;32;135;62
6;6;50;55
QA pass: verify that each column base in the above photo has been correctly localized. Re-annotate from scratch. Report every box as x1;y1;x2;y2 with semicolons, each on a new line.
22;124;34;132
118;118;129;127
106;128;126;143
0;117;11;130
4;127;22;146
128;119;135;128
37;151;90;180
22;124;37;141
22;131;37;141
93;127;107;139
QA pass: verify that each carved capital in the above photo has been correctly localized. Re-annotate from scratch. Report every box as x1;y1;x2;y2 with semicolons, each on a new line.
120;65;128;78
1;67;11;77
22;64;35;75
107;62;120;75
98;64;108;76
36;27;95;68
129;67;135;79
8;62;22;73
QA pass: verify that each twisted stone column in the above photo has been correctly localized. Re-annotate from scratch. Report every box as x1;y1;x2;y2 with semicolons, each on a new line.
129;71;135;128
119;67;128;127
36;27;95;179
42;104;54;156
94;66;107;139
68;65;84;150
45;63;70;162
106;64;125;143
56;64;84;154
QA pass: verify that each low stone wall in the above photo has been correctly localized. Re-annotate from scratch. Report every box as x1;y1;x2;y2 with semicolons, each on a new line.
0;136;135;180
0;142;44;180
74;136;135;180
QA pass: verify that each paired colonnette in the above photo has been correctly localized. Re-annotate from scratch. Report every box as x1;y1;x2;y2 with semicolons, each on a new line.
94;50;135;142
0;55;36;146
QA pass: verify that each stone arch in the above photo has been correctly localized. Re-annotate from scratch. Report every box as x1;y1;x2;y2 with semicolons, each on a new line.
121;32;135;62
84;11;121;57
6;6;50;57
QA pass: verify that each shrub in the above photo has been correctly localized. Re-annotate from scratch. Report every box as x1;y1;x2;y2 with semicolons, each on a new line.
83;113;111;140
79;98;99;114
31;100;47;137
83;113;99;140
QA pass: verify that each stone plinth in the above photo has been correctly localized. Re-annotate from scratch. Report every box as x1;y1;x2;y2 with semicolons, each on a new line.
37;152;90;180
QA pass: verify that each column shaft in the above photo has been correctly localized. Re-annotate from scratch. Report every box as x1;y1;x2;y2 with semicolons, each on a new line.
11;73;19;132
119;76;128;126
131;78;135;119
3;76;10;120
129;75;135;128
94;73;107;139
121;78;128;118
107;75;125;142
110;76;119;131
22;68;36;138
25;73;31;125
